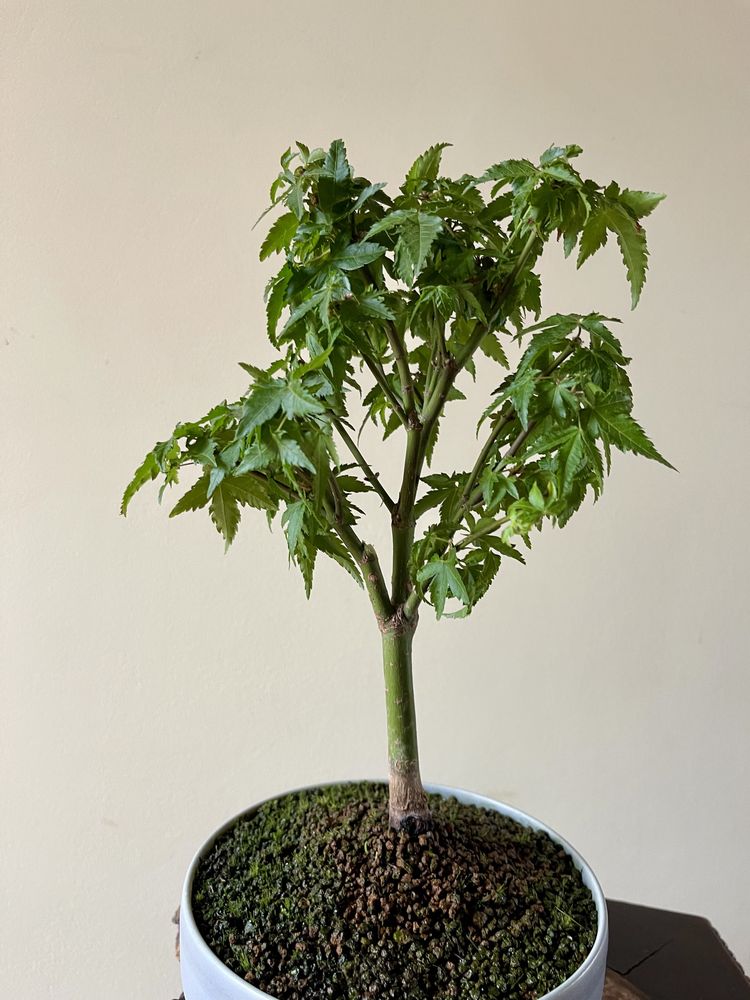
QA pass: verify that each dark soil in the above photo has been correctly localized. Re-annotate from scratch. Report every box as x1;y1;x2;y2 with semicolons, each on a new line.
192;783;597;1000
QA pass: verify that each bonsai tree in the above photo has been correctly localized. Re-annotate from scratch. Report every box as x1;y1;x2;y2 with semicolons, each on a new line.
122;140;667;832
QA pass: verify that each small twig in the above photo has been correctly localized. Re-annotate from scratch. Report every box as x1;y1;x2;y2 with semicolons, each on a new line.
333;419;396;512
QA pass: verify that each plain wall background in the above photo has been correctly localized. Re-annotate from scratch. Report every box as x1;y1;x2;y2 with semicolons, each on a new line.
2;1;749;995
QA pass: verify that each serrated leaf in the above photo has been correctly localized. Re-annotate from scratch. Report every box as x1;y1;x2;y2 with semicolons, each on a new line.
578;314;626;361
541;163;580;184
403;142;451;190
237;384;284;436
323;139;350;184
539;143;582;165
169;472;210;517
121;451;159;515
602;203;649;308
358;293;396;321
275;435;315;471
618;189;665;219
265;266;291;343
259;212;298;261
207;465;226;498
479;333;509;366
561;430;586;495
577;209;608;268
481;159;538;184
317;533;363;587
331;241;385;271
592;404;674;468
395;212;442;286
280;380;326;419
286;183;305;220
282;500;306;555
283;289;326;332
235;440;275;474
365;209;411;239
209;481;241;549
417;554;469;618
504;367;538;429
353;181;388;212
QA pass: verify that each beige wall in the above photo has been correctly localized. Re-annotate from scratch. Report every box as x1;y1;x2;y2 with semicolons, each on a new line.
2;1;749;995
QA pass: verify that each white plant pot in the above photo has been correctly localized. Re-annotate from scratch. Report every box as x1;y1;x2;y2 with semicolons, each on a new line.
180;783;608;1000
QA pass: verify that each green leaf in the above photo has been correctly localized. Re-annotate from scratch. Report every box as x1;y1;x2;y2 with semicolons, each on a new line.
619;189;665;219
358;292;396;321
541;163;580;185
286;182;304;220
121;451;159;515
280;380;326;419
561;429;586;495
479;333;509;367
577;209;608;268
352;181;387;212
259;212;298;261
207;465;225;498
481;159;537;184
275;435;315;471
540;143;582;165
403;142;451;191
417;553;470;618
282;500;306;555
503;367;538;429
283;289;327;332
528;481;546;512
229;474;278;510
579;314;626;361
602;203;649;309
209;481;241;549
265;266;291;343
237;384;284;436
169;472;210;517
395;212;442;285
365;209;411;239
323;139;350;184
331;241;386;271
235;440;274;474
592;402;674;468
316;533;363;587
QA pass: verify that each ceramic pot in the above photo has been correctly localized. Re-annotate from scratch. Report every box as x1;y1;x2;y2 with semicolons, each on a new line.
180;782;608;1000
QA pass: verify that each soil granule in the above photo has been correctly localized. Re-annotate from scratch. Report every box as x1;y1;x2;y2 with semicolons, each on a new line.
192;783;597;1000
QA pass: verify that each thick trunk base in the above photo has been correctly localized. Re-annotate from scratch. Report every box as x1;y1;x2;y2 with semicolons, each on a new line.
388;760;432;832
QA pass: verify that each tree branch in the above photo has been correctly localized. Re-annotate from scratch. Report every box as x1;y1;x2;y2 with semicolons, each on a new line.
333;418;396;512
420;228;540;436
459;339;579;509
363;355;408;427
323;490;392;623
455;516;509;551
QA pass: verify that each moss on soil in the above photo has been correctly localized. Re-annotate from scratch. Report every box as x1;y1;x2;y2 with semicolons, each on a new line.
192;783;597;1000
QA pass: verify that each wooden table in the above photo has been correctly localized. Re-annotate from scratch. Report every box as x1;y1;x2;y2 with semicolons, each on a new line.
173;900;750;998
605;899;749;998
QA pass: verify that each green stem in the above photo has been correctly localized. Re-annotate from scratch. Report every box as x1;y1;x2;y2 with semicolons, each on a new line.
323;493;392;624
391;427;422;605
363;356;408;427
381;618;430;830
334;419;396;512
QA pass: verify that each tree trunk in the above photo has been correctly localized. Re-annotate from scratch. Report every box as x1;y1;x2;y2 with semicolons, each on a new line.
381;617;431;831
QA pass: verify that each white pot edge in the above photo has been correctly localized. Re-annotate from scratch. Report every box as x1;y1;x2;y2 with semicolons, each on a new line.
180;781;608;1000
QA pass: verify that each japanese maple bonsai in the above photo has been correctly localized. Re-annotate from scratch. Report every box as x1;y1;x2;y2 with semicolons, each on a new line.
123;138;666;833
123;141;668;999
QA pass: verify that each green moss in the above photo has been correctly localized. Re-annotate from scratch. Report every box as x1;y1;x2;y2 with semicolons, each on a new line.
192;783;597;1000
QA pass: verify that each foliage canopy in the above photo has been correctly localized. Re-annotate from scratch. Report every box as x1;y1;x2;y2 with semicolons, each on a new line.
123;140;668;623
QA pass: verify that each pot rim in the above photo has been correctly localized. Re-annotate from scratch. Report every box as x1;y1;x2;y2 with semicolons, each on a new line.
180;780;608;1000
